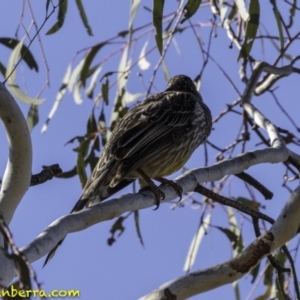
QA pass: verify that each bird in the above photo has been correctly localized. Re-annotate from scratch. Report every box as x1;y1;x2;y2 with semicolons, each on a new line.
43;74;212;266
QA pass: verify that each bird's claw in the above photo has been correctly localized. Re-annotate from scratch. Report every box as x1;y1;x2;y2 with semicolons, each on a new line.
153;189;165;210
155;178;183;202
139;185;165;210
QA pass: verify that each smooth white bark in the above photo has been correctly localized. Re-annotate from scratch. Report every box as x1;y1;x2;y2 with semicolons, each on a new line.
15;79;288;282
0;83;32;286
0;83;32;225
18;139;290;267
139;186;300;299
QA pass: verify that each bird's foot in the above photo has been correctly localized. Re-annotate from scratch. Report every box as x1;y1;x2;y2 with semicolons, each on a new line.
137;168;165;209
155;177;183;202
139;183;165;210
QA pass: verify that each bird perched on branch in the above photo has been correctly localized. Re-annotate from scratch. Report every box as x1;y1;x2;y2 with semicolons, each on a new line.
44;74;212;265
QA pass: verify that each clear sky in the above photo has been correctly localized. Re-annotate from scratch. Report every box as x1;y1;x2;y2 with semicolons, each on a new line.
1;1;299;299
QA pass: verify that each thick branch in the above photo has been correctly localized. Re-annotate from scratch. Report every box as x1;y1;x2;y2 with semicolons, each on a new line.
18;139;290;267
0;83;32;224
15;93;290;274
0;83;32;286
139;186;300;299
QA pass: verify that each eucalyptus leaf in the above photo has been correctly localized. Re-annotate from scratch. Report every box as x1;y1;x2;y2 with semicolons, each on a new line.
6;40;44;105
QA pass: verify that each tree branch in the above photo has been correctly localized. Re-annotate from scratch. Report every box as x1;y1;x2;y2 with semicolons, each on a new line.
0;83;32;286
16;87;290;270
139;186;300;299
18;141;290;266
0;83;32;225
30;164;62;186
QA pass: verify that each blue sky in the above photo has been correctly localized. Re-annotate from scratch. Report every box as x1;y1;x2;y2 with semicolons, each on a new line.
1;1;300;299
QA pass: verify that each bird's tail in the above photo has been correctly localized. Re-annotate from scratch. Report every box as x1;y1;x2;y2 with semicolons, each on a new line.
43;197;89;267
43;238;65;267
43;179;135;266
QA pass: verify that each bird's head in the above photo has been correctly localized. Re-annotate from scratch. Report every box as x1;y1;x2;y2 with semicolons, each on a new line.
166;75;198;94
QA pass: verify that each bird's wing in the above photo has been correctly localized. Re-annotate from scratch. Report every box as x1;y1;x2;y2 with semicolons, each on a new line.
111;91;198;178
76;91;199;199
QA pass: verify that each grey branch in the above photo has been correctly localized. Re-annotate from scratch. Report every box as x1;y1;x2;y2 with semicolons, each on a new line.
138;186;300;300
0;83;32;225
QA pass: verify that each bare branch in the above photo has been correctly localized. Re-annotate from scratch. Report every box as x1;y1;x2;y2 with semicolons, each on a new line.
0;83;32;225
30;164;62;186
139;186;300;299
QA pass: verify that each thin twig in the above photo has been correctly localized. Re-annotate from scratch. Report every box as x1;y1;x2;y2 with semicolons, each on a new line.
194;184;274;224
235;172;273;200
30;164;62;186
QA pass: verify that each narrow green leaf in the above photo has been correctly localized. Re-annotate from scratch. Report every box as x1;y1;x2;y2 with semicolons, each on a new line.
6;40;44;105
215;226;243;253
66;135;84;146
101;77;109;105
98;107;107;147
27;104;39;132
111;42;130;131
0;38;38;71
75;0;93;36
85;65;102;98
91;133;100;152
270;0;284;51
233;280;241;300
87;109;97;133
74;81;83;104
46;0;51;15
153;0;164;55
46;0;68;35
80;42;108;86
253;286;271;300
138;40;151;70
238;0;260;60
228;3;238;21
110;88;127;131
68;59;85;105
41;63;71;133
6;84;44;105
181;0;201;24
75;138;90;187
55;166;77;179
287;0;296;28
68;59;84;92
129;0;141;31
236;197;261;210
117;46;129;93
264;262;274;286
161;59;170;82
183;213;211;272
87;142;99;173
227;207;244;254
134;210;144;246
